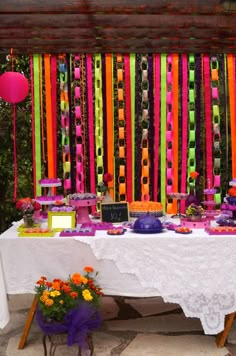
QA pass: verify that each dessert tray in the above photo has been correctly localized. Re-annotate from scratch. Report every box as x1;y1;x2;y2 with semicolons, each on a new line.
205;226;236;235
216;216;236;227
80;222;115;230
18;228;55;237
60;226;96;237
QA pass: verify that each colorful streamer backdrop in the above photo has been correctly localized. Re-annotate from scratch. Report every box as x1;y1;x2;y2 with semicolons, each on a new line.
31;54;236;212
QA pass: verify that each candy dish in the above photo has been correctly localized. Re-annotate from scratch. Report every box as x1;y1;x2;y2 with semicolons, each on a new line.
107;228;126;235
175;227;192;234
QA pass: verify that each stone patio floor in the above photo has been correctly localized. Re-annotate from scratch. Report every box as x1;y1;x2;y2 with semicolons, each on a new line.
1;294;236;355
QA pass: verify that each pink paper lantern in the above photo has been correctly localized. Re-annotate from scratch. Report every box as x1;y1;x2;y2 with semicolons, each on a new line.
0;72;29;104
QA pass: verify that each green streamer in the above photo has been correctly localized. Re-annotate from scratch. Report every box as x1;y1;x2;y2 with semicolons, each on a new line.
130;53;136;201
94;54;104;197
160;54;167;211
33;54;42;196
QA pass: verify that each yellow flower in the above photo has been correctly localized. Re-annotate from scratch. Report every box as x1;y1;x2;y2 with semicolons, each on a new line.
45;298;54;306
50;290;61;297
82;289;93;301
59;300;64;305
43;290;50;296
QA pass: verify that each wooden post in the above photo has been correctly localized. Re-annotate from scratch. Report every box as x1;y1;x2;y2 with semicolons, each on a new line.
18;296;38;349
216;312;236;348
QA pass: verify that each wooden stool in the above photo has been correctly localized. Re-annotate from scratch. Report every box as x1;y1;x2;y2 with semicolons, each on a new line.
42;332;94;356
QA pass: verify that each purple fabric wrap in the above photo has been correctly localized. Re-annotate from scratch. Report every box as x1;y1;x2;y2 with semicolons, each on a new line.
36;303;102;349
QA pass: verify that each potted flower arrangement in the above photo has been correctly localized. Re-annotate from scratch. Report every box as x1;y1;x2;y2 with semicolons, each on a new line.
35;266;103;349
185;203;204;221
16;197;41;227
97;172;113;203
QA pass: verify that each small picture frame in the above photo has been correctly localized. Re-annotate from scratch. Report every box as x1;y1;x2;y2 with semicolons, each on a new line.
48;211;76;231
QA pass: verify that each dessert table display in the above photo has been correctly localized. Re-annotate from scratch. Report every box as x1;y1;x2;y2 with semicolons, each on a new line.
1;216;236;347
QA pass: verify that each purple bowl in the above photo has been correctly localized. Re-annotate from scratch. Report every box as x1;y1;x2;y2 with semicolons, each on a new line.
133;214;163;233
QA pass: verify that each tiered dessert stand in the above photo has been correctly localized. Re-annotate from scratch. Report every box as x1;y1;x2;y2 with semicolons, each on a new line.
202;188;217;219
35;179;64;218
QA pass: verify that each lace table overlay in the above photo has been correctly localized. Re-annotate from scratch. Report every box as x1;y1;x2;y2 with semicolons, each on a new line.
165;293;236;334
76;231;236;334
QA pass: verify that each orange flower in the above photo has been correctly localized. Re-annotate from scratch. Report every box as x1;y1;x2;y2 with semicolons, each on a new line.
71;273;82;285
40;276;47;281
45;298;54;306
61;284;71;293
70;291;78;299
36;280;44;285
83;266;94;273
81;277;88;284
52;281;61;290
53;278;61;283
189;171;199;180
40;295;48;302
46;281;52;288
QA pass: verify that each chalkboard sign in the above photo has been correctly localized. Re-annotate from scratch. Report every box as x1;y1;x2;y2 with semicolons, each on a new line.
101;202;129;223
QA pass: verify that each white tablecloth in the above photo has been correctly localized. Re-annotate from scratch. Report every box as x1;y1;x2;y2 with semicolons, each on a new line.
1;221;236;335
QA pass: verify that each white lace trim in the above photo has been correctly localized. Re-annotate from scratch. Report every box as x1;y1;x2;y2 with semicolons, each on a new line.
75;231;236;334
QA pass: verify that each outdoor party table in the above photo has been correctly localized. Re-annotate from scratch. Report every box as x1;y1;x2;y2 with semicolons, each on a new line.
0;219;236;347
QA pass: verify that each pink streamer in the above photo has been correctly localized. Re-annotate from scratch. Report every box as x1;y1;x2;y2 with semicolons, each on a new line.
180;55;188;213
